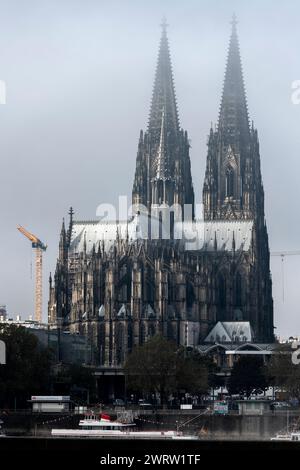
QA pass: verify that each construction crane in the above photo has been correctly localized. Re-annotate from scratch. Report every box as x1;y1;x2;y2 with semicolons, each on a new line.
271;251;300;257
271;251;300;302
17;225;47;323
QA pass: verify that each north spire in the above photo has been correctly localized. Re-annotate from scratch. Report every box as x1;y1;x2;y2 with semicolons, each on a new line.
132;20;194;216
148;18;179;140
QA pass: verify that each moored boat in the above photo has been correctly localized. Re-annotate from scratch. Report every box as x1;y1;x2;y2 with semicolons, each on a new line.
51;412;198;440
271;432;300;441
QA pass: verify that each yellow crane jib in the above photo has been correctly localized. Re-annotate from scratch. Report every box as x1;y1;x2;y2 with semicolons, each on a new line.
17;225;47;251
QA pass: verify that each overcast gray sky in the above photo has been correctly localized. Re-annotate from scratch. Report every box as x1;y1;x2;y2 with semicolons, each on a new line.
0;0;299;339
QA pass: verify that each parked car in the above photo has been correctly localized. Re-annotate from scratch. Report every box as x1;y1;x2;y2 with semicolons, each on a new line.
271;401;291;409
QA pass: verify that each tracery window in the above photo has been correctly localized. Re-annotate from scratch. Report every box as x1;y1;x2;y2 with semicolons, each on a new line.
226;167;234;197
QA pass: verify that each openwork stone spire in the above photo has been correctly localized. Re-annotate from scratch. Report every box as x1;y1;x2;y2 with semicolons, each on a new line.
154;107;171;180
132;19;194;216
148;18;179;141
203;15;264;222
218;14;250;145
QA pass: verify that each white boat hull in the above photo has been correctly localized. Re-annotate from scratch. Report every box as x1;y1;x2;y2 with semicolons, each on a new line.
51;429;198;440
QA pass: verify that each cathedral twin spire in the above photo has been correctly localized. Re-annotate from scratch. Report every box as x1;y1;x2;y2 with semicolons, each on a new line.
218;15;250;146
133;16;264;225
203;15;265;222
132;19;194;215
148;19;179;141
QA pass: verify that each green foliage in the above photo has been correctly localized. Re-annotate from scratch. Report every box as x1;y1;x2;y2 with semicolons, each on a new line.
68;364;95;389
0;324;52;408
176;347;209;395
52;363;97;403
124;336;209;402
228;356;269;397
267;347;300;399
124;336;177;403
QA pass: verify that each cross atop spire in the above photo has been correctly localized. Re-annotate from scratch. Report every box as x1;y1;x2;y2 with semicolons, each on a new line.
160;16;169;33
230;13;238;27
218;15;250;145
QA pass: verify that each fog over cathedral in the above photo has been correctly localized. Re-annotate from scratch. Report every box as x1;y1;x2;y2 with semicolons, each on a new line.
48;18;273;367
3;1;300;455
1;1;299;340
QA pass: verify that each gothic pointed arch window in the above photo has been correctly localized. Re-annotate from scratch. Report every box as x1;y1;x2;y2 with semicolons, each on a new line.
99;323;105;365
157;180;164;205
226;167;235;198
148;323;156;338
139;322;146;345
159;211;163;240
235;271;245;307
218;273;226;309
186;281;195;309
168;273;173;304
127;321;133;353
115;323;125;365
167;322;176;343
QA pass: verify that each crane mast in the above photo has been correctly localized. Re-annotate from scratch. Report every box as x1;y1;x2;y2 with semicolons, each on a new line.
17;225;47;323
34;247;43;323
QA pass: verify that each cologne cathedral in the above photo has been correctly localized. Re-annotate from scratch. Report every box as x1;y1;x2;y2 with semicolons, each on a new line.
48;19;274;367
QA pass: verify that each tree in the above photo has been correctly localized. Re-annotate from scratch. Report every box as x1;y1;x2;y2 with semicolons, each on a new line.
228;356;269;398
124;336;177;404
267;345;300;400
0;324;52;408
60;364;97;403
50;361;97;404
176;348;209;396
124;336;209;403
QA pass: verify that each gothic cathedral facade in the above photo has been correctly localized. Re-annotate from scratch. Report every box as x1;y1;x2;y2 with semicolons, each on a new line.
48;19;274;367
